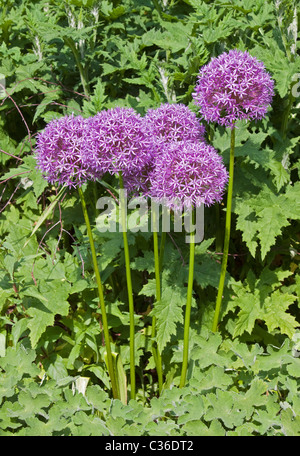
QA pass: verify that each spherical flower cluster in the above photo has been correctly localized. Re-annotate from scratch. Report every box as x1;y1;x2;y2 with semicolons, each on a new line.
86;107;155;178
123;103;207;196
193;49;274;127
144;103;206;144
35;114;101;188
149;141;228;212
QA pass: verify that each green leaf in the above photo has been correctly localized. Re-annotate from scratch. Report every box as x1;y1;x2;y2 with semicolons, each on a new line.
232;288;263;338
42;354;69;382
150;285;184;352
256;204;290;259
281;408;300;436
235;183;300;259
190;333;227;369
253;395;281;434
204;389;246;429
25;280;70;347
69;411;109;436
82;78;107;116
9;390;51;420
131;251;155;274
23;185;67;248
225;340;264;370
194;257;224;288
263;290;297;338
232;378;268;420
141;22;191;53
229;267;297;338
139;279;157;298
105;352;127;405
254;339;292;372
190;365;232;392
85;385;110;411
176;394;205;424
287;358;300;378
182;418;225;436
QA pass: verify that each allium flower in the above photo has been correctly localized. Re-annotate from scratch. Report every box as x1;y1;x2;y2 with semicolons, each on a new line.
122;161;154;197
149;141;228;211
144;103;206;143
35;114;100;188
123;103;206;197
193;49;274;127
86;107;155;177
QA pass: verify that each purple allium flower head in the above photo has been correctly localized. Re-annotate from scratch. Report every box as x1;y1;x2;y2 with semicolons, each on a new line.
122;161;154;197
86;107;155;177
35;114;101;188
193;49;274;128
149;141;228;212
144;103;206;143
123;103;206;197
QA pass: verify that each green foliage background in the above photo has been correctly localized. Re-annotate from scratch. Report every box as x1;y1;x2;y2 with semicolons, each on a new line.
0;0;299;436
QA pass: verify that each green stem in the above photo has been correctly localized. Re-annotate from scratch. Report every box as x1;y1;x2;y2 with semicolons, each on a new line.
119;173;136;400
152;213;164;393
64;37;90;97
151;0;163;17
159;231;167;273
78;186;118;399
212;127;235;332
93;181;98;218
281;89;294;139
179;208;195;388
215;204;223;253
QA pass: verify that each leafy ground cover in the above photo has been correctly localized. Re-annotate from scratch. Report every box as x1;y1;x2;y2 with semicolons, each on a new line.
0;0;299;436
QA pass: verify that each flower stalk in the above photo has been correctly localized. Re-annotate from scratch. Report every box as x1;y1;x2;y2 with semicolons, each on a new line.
180;208;196;388
119;172;136;400
152;209;164;394
78;186;119;399
159;231;167;273
63;36;90;97
212;126;235;332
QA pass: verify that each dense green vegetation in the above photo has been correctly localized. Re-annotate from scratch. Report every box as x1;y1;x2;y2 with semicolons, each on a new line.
0;0;299;436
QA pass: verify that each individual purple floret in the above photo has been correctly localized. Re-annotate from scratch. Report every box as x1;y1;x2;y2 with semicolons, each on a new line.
193;49;274;128
149;141;228;212
35;114;101;188
144;103;206;143
86;107;155;178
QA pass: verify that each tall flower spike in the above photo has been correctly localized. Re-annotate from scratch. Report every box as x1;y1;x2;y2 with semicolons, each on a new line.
193;49;274;128
149;141;228;212
87;106;154;400
35;114;101;188
144;102;206;144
